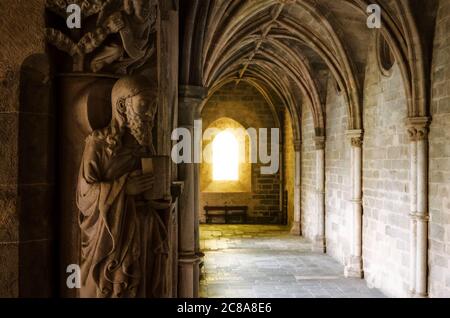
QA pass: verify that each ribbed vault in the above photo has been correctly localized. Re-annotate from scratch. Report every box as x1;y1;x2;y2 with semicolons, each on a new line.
180;0;435;138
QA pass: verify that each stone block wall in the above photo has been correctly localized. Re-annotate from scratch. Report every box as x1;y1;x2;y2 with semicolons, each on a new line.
200;82;282;224
300;105;316;240
429;0;450;298
324;78;352;264
362;33;410;297
0;0;54;297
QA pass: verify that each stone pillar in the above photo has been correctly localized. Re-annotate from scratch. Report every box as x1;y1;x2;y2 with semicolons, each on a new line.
290;139;302;235
312;136;326;253
178;86;206;298
406;117;430;298
408;124;418;296
345;130;364;278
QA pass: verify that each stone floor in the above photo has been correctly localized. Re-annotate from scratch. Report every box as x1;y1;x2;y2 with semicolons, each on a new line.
199;225;386;298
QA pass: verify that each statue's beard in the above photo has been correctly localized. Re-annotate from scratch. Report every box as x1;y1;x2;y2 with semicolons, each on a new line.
126;111;153;147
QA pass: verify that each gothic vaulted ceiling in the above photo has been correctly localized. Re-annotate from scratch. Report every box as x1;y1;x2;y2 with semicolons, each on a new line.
180;0;438;138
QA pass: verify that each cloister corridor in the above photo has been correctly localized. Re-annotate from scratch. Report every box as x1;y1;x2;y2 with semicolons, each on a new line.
199;225;385;298
1;0;450;300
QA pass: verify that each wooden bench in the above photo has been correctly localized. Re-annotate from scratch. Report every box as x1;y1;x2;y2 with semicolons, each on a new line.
204;205;248;224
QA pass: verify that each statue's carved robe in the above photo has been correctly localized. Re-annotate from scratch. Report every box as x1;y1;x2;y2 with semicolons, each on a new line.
76;132;169;298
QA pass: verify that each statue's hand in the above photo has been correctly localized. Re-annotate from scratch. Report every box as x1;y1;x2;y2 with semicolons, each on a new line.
126;171;154;196
105;12;125;33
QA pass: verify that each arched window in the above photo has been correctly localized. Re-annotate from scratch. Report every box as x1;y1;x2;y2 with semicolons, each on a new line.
212;131;239;181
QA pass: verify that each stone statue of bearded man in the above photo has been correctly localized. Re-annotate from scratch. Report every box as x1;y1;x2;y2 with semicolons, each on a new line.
76;75;170;298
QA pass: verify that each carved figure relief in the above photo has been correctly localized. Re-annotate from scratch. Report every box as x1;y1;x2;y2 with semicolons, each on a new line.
76;75;171;298
45;0;158;73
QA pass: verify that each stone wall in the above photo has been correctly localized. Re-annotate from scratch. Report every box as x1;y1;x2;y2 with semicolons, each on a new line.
200;82;282;224
429;0;450;298
300;105;316;240
0;0;54;297
324;78;352;264
283;109;295;226
362;33;410;297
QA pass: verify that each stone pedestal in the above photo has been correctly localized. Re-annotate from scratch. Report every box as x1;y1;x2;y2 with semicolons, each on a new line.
290;221;302;236
344;255;364;278
178;256;197;298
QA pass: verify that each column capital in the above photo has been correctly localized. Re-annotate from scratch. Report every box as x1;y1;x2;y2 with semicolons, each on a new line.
293;139;302;152
346;129;363;148
179;85;208;101
406;117;431;142
179;86;208;125
314;136;325;150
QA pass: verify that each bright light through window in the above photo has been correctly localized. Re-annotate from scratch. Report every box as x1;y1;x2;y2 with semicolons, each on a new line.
213;131;239;181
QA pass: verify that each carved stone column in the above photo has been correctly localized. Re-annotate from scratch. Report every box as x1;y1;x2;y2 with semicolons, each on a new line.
345;130;364;278
178;85;206;298
312;136;326;253
290;139;302;235
406;117;430;298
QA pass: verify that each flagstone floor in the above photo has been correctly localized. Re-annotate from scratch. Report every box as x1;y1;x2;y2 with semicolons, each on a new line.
199;225;385;298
